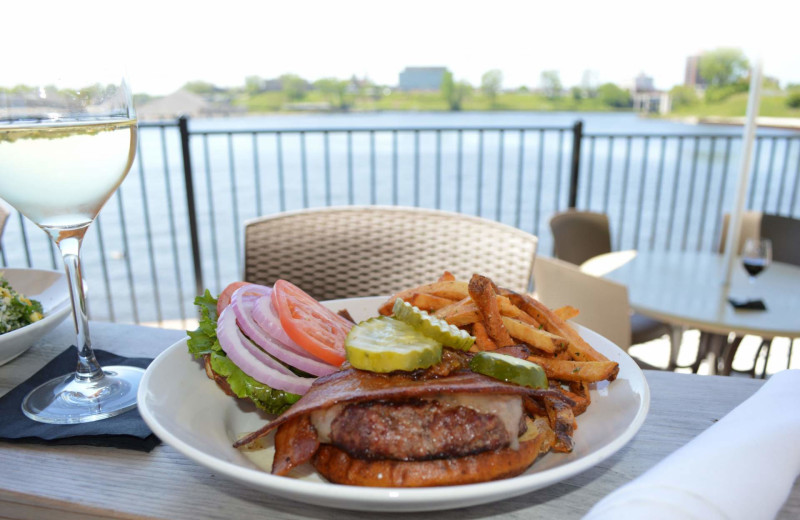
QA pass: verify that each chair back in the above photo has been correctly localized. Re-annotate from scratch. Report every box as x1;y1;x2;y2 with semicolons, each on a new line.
533;255;632;351
718;211;762;254
761;214;800;267
0;202;9;241
244;206;538;300
549;210;611;265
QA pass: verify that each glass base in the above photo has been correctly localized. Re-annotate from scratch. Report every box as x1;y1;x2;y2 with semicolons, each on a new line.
21;366;145;424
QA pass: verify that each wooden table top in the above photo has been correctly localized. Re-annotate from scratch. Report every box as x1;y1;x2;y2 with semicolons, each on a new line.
1;320;798;519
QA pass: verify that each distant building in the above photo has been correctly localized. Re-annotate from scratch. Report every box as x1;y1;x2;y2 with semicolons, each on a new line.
398;67;448;91
633;73;655;93
684;55;706;89
631;72;670;114
136;89;242;120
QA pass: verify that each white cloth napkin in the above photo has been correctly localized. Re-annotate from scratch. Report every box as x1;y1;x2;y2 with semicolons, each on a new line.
584;369;800;520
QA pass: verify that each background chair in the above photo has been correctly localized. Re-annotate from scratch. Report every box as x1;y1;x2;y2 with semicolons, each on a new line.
717;212;800;376
243;205;538;301
549;210;611;265
549;209;678;368
0;202;10;263
533;255;660;368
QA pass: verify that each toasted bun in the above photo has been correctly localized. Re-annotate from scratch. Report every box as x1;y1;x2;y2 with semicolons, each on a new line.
312;417;554;487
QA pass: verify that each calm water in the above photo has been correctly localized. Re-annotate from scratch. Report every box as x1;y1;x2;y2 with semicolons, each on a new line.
3;111;797;324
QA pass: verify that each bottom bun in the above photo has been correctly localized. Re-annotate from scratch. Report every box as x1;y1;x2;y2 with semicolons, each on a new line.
312;416;554;487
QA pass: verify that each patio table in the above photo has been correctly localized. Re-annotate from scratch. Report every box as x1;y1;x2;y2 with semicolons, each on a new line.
1;320;798;518
581;250;800;374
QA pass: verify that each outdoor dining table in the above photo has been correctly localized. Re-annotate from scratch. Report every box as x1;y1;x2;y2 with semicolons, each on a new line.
1;319;799;519
581;250;800;374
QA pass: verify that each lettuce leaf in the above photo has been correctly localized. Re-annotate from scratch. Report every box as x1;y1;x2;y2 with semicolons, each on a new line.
187;290;220;357
210;352;301;414
186;289;301;415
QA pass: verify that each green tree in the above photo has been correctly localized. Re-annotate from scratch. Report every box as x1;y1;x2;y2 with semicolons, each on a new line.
244;76;264;95
540;70;563;99
183;81;217;95
597;83;631;108
699;48;749;87
314;78;350;109
280;74;307;101
669;85;699;109
441;71;471;110
481;69;503;107
787;88;800;109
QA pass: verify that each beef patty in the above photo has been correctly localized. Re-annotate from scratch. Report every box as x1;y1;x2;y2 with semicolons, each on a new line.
323;397;526;461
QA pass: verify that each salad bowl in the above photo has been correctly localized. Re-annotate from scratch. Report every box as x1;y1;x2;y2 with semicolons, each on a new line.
0;268;71;366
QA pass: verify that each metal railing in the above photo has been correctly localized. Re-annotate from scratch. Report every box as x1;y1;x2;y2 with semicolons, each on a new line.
1;117;798;327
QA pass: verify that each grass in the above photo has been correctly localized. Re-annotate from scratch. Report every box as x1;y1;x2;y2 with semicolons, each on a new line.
233;89;800;121
670;92;800;119
238;90;629;114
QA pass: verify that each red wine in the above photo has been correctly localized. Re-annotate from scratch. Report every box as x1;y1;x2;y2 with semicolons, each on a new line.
742;258;768;277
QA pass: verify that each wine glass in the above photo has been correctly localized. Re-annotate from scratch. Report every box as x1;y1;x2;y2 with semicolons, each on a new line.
741;238;772;285
0;66;141;423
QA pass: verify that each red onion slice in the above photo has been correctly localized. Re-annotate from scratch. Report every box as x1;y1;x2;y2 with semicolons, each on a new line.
231;287;338;377
217;306;313;395
251;294;305;353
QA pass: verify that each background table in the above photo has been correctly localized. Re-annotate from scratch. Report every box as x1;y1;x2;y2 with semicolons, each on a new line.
583;250;800;372
1;321;799;519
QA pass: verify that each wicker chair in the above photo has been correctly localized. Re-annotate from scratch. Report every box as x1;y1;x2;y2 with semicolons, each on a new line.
243;206;538;301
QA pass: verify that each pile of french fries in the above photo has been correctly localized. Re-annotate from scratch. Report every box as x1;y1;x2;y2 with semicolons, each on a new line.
379;272;619;453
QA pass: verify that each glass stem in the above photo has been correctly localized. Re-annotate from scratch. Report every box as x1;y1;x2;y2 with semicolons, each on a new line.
56;234;104;382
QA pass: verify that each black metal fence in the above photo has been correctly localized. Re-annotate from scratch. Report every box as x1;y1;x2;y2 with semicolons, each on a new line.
2;117;798;327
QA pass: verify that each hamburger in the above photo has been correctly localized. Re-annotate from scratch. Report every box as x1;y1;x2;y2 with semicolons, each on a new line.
234;347;573;487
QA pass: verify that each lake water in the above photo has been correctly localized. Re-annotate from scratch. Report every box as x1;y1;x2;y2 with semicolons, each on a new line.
2;111;797;325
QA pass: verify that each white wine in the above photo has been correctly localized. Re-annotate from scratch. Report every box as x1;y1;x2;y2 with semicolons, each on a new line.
0;119;137;230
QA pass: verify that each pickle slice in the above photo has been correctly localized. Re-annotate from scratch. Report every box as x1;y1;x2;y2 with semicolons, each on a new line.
392;298;475;351
469;352;548;389
345;316;443;373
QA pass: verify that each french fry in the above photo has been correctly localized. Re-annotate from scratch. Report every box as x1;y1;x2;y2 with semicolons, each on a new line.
528;355;620;383
379;281;469;315
501;317;567;354
499;289;608;362
434;297;478;326
437;271;456;282
555;386;589;416
569;380;592;409
468;274;514;347
435;296;540;329
498;296;541;327
553;305;579;322
544;396;575;453
471;321;497;351
407;292;456;312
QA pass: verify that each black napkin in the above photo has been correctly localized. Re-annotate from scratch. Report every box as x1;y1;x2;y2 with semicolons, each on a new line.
0;346;160;451
728;297;767;311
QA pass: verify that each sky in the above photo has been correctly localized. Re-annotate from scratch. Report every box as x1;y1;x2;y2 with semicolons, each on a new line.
4;0;799;96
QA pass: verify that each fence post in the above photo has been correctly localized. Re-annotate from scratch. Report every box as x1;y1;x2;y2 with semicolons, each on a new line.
568;120;583;209
178;116;204;299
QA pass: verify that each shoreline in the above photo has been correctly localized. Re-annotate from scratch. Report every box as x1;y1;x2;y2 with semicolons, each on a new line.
670;115;800;131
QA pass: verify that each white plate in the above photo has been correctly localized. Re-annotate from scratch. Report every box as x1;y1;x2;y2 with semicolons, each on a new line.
0;268;71;366
139;296;650;512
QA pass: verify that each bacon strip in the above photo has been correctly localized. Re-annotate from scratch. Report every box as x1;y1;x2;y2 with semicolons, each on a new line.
271;415;319;476
233;368;573;448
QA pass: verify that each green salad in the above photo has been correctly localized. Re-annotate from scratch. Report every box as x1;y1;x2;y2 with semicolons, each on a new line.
0;274;44;334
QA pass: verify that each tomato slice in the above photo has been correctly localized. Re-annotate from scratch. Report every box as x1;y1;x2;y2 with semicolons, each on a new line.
217;281;257;316
272;280;352;366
